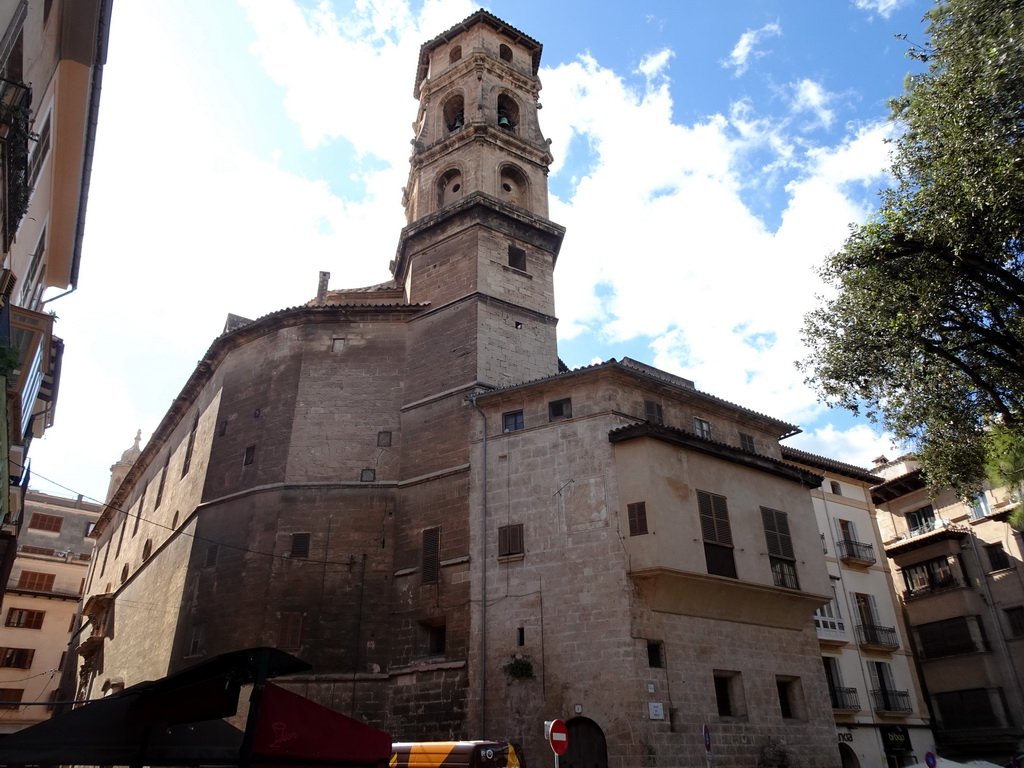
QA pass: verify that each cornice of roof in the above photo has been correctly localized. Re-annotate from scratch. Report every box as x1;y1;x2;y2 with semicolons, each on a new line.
780;445;882;484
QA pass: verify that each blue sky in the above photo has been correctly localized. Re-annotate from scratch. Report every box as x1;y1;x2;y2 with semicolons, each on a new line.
30;0;933;502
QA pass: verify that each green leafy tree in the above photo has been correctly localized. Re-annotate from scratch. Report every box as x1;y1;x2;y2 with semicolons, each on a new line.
801;0;1024;495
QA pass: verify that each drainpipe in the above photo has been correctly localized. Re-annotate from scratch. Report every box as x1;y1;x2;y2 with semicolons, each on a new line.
468;393;488;735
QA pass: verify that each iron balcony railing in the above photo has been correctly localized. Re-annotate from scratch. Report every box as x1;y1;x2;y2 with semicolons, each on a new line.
870;688;913;713
829;686;861;710
856;624;899;650
835;538;876;564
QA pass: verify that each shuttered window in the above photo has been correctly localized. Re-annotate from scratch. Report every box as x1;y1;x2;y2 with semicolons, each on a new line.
422;527;440;584
762;507;798;589
16;571;55;592
644;400;664;425
290;532;311;558
761;507;795;559
627;502;648;536
498;524;524;557
28;513;62;533
5;609;43;629
698;491;736;578
0;648;34;668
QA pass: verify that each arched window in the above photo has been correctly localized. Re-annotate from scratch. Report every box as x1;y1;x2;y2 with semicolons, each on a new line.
437;168;464;208
172;510;179;529
499;165;529;208
499;44;512;63
449;45;462;64
496;93;519;131
120;564;129;585
142;539;153;562
443;94;465;133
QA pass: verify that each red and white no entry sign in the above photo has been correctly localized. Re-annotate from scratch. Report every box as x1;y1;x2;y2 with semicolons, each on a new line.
545;719;569;756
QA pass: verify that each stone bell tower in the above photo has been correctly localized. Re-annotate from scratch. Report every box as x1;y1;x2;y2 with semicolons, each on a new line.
392;11;565;400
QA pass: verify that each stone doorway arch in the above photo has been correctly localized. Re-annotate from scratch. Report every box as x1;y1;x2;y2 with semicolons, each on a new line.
839;742;860;768
561;717;608;768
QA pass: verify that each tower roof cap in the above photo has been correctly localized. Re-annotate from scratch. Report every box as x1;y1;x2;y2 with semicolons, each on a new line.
416;10;542;96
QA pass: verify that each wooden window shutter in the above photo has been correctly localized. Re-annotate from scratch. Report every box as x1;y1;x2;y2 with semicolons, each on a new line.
422;527;440;583
761;507;794;558
644;400;664;425
279;612;303;649
627;502;648;536
290;532;311;558
698;491;732;545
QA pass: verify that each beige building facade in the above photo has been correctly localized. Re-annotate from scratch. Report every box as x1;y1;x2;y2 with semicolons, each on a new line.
0;491;99;730
872;455;1024;762
0;0;111;601
74;12;852;768
784;448;935;768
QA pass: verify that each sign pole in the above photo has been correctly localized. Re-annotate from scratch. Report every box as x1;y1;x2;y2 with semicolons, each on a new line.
545;719;569;768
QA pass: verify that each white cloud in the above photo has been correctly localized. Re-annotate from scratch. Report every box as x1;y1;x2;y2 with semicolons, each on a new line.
724;22;781;77
789;78;837;129
787;422;903;471
851;0;913;19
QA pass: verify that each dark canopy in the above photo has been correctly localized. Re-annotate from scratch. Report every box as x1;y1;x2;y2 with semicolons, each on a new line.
0;647;391;767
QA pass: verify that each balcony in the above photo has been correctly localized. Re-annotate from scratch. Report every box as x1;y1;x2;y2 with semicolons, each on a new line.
0;76;31;249
870;688;913;713
904;577;964;602
815;617;849;646
885;519;969;556
829;686;861;711
835;538;876;565
856;624;899;650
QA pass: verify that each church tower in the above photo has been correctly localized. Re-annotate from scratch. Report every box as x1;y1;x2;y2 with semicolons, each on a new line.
393;11;565;400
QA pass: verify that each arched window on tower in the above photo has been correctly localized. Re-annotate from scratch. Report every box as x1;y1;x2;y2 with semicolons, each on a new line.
443;94;465;133
496;93;519;132
437;168;464;209
499;165;528;208
499;44;512;63
449;45;462;64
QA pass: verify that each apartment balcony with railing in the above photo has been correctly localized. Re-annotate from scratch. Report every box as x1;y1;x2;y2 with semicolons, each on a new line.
835;538;876;565
0;75;30;250
904;576;965;602
856;623;899;650
829;686;861;711
870;688;913;713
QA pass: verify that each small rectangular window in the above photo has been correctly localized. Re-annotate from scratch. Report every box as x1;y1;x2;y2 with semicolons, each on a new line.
627;502;648;536
502;411;524;432
182;414;199;477
508;245;527;271
0;648;34;668
647;640;663;668
644;400;664;425
290;532;311;558
694;418;712;439
422;527;440;584
279;612;303;649
28;513;62;533
986;543;1011;572
377;431;392;447
517;627;525;646
360;468;376;482
739;432;755;453
777;679;794;718
1007;606;1024;637
5;609;44;629
715;675;733;716
243;445;256;466
155;462;168;508
421;620;446;656
204;544;219;568
498;524;524;557
0;688;23;709
332;337;345;352
549;398;572;421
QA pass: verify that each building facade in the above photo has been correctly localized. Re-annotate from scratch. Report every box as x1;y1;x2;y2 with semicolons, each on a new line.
872;455;1024;762
784;448;935;768
76;12;849;767
0;0;111;598
0;490;99;730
